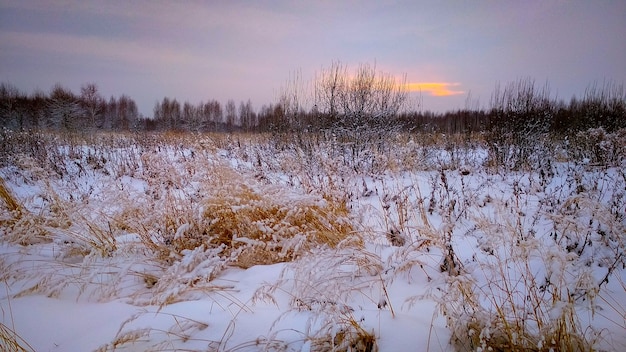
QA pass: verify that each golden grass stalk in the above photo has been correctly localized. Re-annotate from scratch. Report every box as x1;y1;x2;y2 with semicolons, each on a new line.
0;177;53;245
0;323;35;352
167;180;356;268
0;177;21;216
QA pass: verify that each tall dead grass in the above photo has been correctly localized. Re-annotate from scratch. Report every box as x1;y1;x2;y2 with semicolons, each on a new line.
1;130;624;350
0;178;21;215
0;323;34;352
434;173;625;352
0;177;53;246
1;132;358;308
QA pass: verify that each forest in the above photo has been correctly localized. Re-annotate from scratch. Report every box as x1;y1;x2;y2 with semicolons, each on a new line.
1;64;624;136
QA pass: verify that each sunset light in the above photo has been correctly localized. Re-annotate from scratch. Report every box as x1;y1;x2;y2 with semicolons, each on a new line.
1;1;623;114
406;82;465;97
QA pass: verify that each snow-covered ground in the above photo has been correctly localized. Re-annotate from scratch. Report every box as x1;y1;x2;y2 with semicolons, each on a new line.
0;132;624;351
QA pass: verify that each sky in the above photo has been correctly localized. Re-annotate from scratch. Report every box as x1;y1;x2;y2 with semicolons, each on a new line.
1;0;625;116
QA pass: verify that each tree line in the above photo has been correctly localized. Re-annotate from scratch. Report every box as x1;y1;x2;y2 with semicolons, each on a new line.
1;66;624;135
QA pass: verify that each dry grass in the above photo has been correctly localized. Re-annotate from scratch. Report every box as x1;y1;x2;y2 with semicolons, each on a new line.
308;314;378;352
438;188;624;352
1;130;624;350
0;177;53;246
0;177;21;215
0;291;35;352
202;184;353;267
251;242;384;352
384;161;625;351
0;323;35;352
0;159;361;323
148;157;356;268
95;310;211;352
445;259;593;352
1;132;358;309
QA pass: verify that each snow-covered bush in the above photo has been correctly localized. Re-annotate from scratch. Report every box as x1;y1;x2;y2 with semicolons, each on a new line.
568;127;626;166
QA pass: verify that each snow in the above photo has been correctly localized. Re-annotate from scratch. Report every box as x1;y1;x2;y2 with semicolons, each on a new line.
1;132;624;351
3;296;137;351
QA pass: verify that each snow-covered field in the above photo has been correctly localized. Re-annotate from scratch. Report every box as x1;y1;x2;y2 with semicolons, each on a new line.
0;131;624;351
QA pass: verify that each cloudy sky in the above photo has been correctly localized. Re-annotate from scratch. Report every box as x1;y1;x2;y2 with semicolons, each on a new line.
1;0;625;116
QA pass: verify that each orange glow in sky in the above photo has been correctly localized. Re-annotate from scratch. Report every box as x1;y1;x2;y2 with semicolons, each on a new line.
407;82;464;96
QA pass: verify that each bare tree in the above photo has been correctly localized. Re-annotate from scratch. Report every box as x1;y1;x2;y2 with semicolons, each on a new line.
314;61;409;131
487;78;555;169
80;83;105;129
279;70;309;130
225;99;236;132
105;96;118;130
153;97;182;130
314;62;345;125
27;89;47;129
116;95;138;130
48;84;83;130
169;98;182;130
200;100;222;132
239;99;255;132
312;62;410;161
0;83;23;130
577;81;626;131
182;101;196;131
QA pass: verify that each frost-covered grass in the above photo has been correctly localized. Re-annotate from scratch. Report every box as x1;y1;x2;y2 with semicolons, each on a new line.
0;130;624;351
